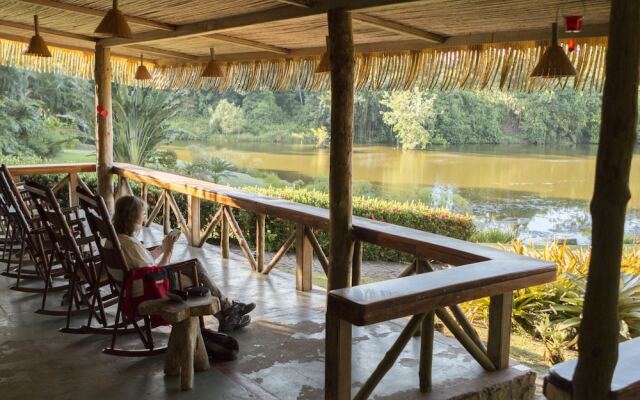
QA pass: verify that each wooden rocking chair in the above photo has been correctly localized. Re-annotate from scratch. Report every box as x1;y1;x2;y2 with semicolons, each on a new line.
77;186;202;357
25;180;120;333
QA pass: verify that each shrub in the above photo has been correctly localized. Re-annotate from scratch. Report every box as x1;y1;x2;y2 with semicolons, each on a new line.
238;186;475;262
471;227;518;244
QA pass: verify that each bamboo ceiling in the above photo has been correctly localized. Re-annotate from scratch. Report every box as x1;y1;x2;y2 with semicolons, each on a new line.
0;0;612;91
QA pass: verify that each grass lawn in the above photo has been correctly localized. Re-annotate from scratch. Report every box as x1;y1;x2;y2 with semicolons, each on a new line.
51;146;95;163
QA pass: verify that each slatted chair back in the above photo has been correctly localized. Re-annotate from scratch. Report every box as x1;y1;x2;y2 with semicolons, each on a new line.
25;181;117;332
77;186;129;284
1;164;35;218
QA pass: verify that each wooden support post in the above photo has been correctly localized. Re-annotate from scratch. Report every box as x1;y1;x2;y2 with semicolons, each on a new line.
68;173;79;207
351;240;362;286
188;196;200;247
327;8;355;292
95;44;114;213
326;9;355;400
163;190;171;235
419;311;435;392
574;1;640;398
256;214;265;272
221;207;229;259
295;224;312;291
487;292;513;370
325;313;352;400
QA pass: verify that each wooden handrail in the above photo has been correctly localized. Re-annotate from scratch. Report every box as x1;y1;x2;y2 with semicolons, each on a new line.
112;163;501;265
328;257;555;326
8;163;96;176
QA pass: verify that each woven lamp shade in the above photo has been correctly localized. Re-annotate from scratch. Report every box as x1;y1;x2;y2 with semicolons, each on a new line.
95;0;132;38
134;54;152;80
25;15;51;57
315;36;330;73
531;22;576;78
201;48;224;78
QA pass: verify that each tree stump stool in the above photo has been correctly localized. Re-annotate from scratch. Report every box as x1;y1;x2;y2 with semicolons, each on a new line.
139;295;220;391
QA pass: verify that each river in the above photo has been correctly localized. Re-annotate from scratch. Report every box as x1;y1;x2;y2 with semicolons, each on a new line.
160;140;640;244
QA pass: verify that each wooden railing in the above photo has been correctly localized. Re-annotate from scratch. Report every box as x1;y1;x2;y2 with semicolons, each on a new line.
8;162;557;398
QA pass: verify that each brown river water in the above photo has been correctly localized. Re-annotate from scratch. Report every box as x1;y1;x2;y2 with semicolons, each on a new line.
161;140;640;244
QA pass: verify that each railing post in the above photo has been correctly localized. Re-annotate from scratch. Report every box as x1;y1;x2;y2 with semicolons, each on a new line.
188;196;200;247
419;310;435;392
487;291;513;369
221;206;229;259
256;214;266;272
163;190;171;235
351;240;362;286
325;312;352;400
295;223;312;291
68;173;79;207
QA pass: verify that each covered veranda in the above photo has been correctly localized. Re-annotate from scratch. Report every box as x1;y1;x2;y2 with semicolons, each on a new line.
0;1;638;399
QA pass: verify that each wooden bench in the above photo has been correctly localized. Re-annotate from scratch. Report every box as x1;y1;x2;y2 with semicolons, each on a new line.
139;295;221;391
543;337;640;400
326;256;556;399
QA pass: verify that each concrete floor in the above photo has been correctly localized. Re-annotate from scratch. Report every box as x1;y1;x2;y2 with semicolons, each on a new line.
0;227;535;399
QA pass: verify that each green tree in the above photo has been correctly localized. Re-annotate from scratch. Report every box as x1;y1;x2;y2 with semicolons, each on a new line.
381;90;440;149
209;99;246;135
112;85;182;166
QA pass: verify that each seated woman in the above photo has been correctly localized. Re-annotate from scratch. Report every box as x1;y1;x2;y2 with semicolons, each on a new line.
111;195;254;332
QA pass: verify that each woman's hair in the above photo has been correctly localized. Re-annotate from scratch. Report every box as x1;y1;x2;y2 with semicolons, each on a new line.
112;195;147;236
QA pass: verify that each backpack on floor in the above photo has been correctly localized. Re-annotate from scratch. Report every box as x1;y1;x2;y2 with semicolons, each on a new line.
201;328;239;362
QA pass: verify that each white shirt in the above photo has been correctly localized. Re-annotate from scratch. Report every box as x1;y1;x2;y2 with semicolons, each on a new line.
106;234;156;282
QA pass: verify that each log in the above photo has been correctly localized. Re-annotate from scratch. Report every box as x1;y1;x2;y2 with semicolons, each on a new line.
296;224;313;291
256;214;266;272
304;226;328;274
487;292;513;370
419;310;435;392
327;7;355;292
574;1;640;398
68;173;79;207
223;207;257;270
221;206;229;259
351;240;362;286
436;308;495;371
262;231;296;275
145;191;165;227
353;314;425;400
95;44;114;213
188;196;200;247
163;190;171;235
198;207;224;247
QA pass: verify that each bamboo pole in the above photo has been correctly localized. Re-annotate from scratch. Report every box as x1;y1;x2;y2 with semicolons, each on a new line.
95;44;114;213
262;231;296;275
145;191;165;227
353;314;425;400
325;9;355;400
197;207;224;247
222;207;257;271
574;1;640;398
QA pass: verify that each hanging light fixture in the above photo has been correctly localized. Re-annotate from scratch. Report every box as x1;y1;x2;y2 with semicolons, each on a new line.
530;22;576;78
315;36;330;74
25;15;51;57
94;0;132;38
134;53;152;80
201;48;224;78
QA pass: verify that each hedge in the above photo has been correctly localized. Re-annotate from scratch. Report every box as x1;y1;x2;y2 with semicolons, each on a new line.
21;173;475;262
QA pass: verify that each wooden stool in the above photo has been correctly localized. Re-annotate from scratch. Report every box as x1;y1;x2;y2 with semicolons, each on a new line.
139;295;221;391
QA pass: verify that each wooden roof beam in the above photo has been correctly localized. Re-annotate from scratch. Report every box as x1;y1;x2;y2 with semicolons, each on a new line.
352;13;445;43
98;0;428;47
15;0;175;31
14;0;290;55
271;0;313;7
0;19;198;61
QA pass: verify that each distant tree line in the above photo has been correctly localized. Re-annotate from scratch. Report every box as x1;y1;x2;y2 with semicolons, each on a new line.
1;65;638;162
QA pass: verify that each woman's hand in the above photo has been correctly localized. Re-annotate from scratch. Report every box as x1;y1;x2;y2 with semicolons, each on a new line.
162;232;180;253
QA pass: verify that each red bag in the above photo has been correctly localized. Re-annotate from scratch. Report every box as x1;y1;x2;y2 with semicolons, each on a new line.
122;266;170;326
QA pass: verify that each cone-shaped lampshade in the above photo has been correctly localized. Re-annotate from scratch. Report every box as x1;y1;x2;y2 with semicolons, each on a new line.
315;36;330;74
95;0;132;38
134;53;152;80
530;22;576;78
201;48;224;78
25;15;51;57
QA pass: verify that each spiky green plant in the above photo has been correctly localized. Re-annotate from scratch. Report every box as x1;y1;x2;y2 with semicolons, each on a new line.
112;86;182;166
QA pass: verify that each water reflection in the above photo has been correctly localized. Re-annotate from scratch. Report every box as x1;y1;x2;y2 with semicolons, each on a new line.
161;140;640;244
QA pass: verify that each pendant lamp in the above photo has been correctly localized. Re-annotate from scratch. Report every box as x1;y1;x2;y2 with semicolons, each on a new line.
201;48;224;78
25;15;52;57
315;36;330;74
134;53;152;80
95;0;132;38
530;22;576;78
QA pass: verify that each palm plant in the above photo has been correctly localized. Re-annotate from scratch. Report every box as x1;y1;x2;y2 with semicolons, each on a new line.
185;157;235;183
112;85;182;166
